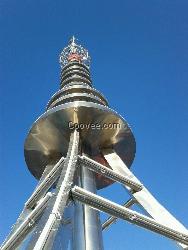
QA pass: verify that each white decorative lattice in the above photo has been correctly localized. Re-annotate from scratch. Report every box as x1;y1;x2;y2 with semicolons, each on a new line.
59;36;91;68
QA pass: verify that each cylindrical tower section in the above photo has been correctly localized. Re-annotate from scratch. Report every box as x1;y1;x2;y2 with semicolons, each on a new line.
74;165;103;250
24;36;136;189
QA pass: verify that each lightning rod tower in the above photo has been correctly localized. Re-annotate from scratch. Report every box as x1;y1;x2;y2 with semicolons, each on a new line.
1;37;188;250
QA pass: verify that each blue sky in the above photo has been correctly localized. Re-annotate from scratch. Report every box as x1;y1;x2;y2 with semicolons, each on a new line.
0;0;188;249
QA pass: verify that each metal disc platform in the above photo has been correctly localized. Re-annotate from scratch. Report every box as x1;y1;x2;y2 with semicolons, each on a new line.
24;101;136;188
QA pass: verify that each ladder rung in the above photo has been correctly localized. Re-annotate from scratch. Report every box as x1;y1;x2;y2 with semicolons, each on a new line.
71;186;188;246
79;155;143;191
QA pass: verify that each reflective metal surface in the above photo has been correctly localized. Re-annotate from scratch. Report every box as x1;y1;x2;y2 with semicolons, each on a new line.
72;186;188;247
32;130;79;250
103;149;188;249
3;37;188;250
102;198;136;230
48;93;107;109
73;165;103;250
79;155;142;191
25;157;65;209
1;193;52;250
47;84;108;109
24;101;136;188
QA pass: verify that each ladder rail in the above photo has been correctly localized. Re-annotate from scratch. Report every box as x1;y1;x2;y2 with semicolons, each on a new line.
25;157;65;209
33;130;80;250
72;186;188;247
1;193;52;250
79;155;143;192
102;149;188;249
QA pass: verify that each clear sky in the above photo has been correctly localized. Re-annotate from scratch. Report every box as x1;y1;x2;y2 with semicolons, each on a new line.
0;1;188;249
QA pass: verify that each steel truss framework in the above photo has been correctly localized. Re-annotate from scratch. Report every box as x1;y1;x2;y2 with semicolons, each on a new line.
1;130;188;250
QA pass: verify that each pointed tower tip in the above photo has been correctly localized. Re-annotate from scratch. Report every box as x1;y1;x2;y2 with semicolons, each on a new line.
69;35;76;45
60;37;91;68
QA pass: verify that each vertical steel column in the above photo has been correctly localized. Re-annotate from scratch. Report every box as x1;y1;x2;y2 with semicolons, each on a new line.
32;130;79;250
73;164;104;250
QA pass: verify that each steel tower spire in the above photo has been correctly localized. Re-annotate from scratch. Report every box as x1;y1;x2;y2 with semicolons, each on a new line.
1;38;188;250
